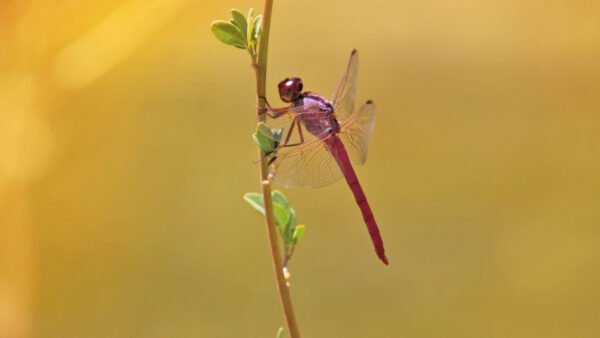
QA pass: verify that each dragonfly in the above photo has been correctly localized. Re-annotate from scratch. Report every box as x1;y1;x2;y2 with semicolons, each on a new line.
260;50;388;265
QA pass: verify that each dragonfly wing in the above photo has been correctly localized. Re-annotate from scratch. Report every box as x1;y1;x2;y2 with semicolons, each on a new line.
331;49;359;120
264;107;330;145
269;134;344;188
264;50;369;188
338;100;376;165
267;101;375;188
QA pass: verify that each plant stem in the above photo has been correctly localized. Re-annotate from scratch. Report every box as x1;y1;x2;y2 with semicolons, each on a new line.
253;1;301;337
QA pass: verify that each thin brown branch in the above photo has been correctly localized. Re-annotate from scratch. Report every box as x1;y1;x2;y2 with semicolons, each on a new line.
253;0;301;337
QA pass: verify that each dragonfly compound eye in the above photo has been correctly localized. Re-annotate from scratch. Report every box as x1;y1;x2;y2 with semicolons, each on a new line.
278;77;303;103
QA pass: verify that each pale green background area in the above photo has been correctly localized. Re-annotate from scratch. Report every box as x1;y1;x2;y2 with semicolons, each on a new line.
8;0;600;337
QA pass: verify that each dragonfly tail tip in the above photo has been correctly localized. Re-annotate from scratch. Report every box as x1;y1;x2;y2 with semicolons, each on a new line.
377;250;389;265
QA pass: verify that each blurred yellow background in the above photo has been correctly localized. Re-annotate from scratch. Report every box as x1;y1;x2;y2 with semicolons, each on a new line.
1;1;599;337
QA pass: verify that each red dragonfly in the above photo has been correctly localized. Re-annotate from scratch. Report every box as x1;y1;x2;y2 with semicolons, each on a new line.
260;50;388;265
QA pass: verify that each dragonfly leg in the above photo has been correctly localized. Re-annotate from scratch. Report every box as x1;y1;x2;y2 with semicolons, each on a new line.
257;96;294;118
270;118;307;154
256;117;305;165
264;121;305;166
258;118;300;163
297;121;305;143
265;123;305;166
275;119;306;150
272;118;298;152
258;95;271;108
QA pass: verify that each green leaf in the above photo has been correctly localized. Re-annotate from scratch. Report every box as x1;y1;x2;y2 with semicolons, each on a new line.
230;9;247;39
252;14;262;40
272;202;290;229
272;191;295;243
252;134;268;154
286;208;297;243
276;327;284;338
247;16;256;46
247;9;254;49
248;14;262;46
272;128;283;139
293;225;306;244
271;128;284;149
244;193;291;234
288;208;297;230
272;190;290;211
243;193;265;215
210;20;246;49
253;122;274;153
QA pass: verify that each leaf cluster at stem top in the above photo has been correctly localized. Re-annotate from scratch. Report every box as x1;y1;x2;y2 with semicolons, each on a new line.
211;8;262;58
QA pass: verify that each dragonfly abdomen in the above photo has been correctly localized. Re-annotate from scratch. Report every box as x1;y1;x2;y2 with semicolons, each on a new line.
326;135;388;265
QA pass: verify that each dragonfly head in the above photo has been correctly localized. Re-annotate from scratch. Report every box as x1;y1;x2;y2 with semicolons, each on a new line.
278;77;303;103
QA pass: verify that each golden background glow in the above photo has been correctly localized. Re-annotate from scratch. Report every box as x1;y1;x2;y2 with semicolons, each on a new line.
1;1;599;337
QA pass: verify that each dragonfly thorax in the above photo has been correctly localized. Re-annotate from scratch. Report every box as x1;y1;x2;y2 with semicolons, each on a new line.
297;94;339;136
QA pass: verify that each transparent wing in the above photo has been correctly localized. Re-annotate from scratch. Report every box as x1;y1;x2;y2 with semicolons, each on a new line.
330;49;359;120
269;133;344;188
264;106;329;146
268;100;376;188
265;51;374;189
338;100;376;165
